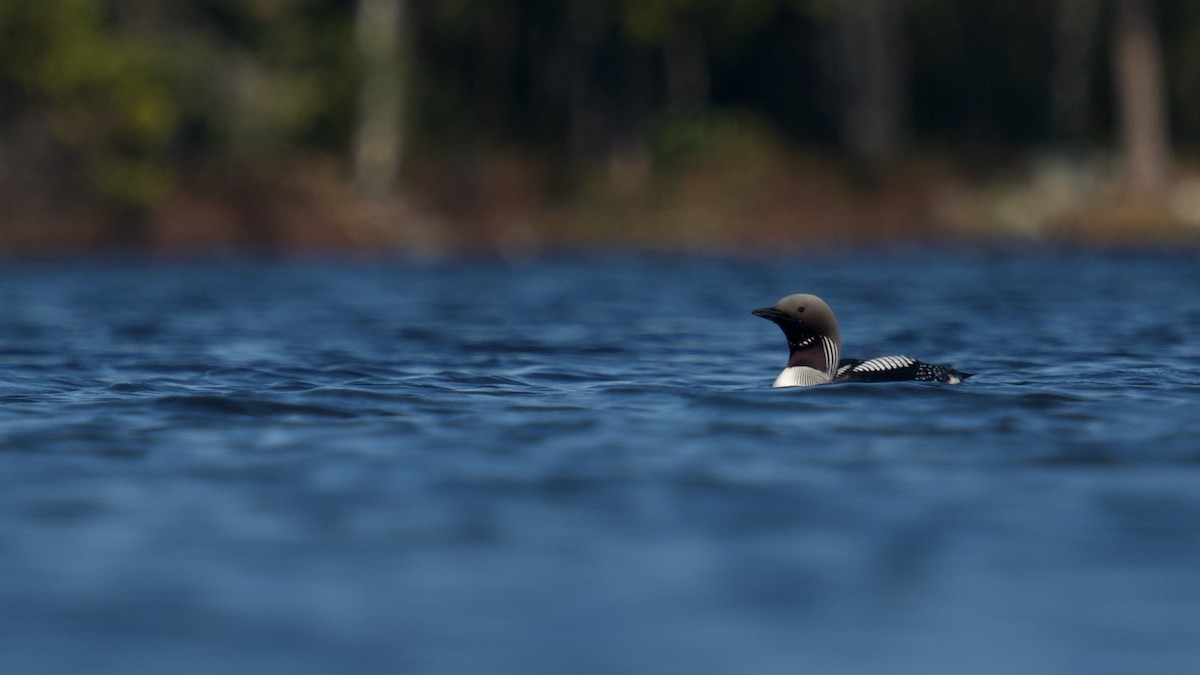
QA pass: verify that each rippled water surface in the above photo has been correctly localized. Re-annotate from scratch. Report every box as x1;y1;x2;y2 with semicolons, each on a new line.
2;251;1198;674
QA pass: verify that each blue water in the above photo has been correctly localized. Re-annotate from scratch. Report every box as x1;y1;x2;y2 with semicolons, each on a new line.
1;251;1198;675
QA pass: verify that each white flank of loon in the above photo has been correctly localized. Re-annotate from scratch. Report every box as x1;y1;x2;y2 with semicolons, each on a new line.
753;293;971;388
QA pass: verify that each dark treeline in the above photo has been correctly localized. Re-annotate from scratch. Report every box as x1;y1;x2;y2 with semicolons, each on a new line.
1;0;1197;253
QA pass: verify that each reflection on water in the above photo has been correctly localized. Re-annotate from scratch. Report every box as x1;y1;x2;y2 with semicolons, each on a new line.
1;251;1198;674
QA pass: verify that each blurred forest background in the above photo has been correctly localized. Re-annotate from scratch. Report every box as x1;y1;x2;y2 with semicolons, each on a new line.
1;0;1198;256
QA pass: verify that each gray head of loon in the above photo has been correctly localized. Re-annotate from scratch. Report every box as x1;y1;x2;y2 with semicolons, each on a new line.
752;293;842;379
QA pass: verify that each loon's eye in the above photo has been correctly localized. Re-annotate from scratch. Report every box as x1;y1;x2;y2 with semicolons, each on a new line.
795;305;806;314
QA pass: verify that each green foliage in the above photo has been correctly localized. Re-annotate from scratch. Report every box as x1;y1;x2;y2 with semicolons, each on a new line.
620;0;779;49
0;0;360;207
187;0;359;153
647;108;784;178
0;0;179;205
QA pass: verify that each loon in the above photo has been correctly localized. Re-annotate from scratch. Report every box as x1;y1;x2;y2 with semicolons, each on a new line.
753;293;970;388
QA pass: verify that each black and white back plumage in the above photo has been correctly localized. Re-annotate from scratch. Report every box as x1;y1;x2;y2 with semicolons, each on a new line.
835;356;967;384
753;293;971;388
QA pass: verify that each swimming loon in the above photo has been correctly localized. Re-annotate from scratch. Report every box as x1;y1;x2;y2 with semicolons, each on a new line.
753;293;970;387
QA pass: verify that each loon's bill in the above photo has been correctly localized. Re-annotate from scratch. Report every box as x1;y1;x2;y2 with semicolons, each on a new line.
753;294;971;388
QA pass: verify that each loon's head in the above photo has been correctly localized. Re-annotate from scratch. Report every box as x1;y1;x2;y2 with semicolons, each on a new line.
752;293;842;378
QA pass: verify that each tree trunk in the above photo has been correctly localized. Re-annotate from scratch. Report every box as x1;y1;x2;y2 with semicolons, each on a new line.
353;0;405;199
838;0;908;178
664;20;709;110
567;0;607;163
1050;0;1100;147
1113;0;1171;201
